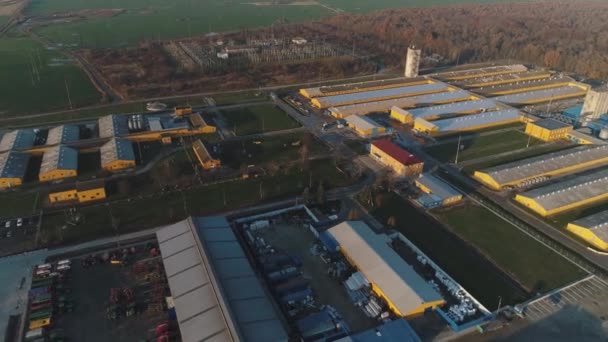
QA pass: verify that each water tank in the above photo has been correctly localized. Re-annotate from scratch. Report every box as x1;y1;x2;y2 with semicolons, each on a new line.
405;45;422;78
599;128;608;140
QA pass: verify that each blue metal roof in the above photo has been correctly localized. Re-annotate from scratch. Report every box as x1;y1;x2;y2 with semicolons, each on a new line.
46;125;80;145
335;319;421;342
0;151;29;179
114;138;135;161
0;129;36;151
317;82;448;107
40;145;78;175
432;109;520;132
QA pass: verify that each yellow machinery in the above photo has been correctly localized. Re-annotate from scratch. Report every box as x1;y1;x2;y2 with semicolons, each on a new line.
525;119;572;142
192;140;220;170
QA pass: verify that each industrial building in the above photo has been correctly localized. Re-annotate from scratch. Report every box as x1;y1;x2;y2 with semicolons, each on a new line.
312;82;450;109
98;114;129;138
514;168;608;216
329;90;473;118
389;99;499;124
524;118;573;142
435;64;528;81
581;87;608;120
370;139;423;176
413;109;521;136
493;84;588;105
476;78;574;96
39;145;78;182
334;319;421;342
188;113;217;134
567;129;607;145
567;210;608;251
0;129;36;152
473;145;608;190
46;125;80;145
327;221;445;318
156;216;288;342
192;139;220;170
404;46;421;78
455;70;552;89
415;173;463;208
174;105;193;116
0;151;29;188
344;115;387;137
299;77;429;99
48;180;106;204
100;138;136;171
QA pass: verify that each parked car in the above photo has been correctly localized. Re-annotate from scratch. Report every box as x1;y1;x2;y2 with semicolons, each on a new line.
16;218;23;227
5;221;11;228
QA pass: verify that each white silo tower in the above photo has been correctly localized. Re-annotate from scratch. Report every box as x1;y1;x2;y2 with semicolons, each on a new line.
405;45;422;78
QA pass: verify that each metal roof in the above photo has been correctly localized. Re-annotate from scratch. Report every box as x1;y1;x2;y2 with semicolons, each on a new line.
156;217;287;342
518;168;608;212
100;138;135;166
335;319;421;342
567;130;607;145
46;125;80;145
329;90;471;117
570;210;608;241
328;221;443;315
302;77;426;97
345;115;382;131
480;145;608;186
0;129;35;151
406;99;498;120
98;115;129;138
39;145;78;175
416;173;461;201
372;139;422;166
315;82;448;108
435;64;527;80
430;109;520;132
494;86;586;105
455;70;551;88
0;151;29;179
530;118;572;130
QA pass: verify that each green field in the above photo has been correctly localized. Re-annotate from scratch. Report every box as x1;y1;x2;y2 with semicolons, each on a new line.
425;130;543;163
221;104;300;136
0;191;40;217
0;37;100;115
435;205;586;293
361;191;527;306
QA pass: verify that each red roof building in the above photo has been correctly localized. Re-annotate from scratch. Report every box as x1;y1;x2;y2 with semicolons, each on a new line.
370;139;423;176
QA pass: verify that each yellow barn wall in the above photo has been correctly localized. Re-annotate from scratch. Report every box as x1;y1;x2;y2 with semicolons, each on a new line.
0;177;22;188
566;224;608;251
39;169;77;182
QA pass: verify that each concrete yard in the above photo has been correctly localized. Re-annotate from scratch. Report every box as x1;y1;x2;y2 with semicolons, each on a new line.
257;223;377;333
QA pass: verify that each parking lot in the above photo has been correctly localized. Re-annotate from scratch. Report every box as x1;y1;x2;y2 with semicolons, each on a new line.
0;215;39;257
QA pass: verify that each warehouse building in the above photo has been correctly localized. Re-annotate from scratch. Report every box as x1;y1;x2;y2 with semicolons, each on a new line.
413;109;521;136
192;139;220;170
98;114;129;138
100;138;136;171
39;145;78;182
415;173;463;208
435;64;528;81
300;77;430;99
188;113;217;133
0;151;29;188
455;70;552;89
0;129;36;152
524;118;573;142
156;216;288;342
473;145;608;190
567;129;607;145
328;221;445;318
345;115;387;137
312;82;450;109
493;84;588;105
329;90;473;118
48;180;106;204
476;78;573;96
567;211;608;251
46;125;80;145
515;168;608;216
390;99;498;124
581;86;608;120
370;139;423;176
334;319;421;342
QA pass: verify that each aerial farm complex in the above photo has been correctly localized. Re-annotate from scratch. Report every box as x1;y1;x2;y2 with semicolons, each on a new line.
6;46;608;342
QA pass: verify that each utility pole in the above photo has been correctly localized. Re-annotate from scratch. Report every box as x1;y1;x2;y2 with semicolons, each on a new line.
454;135;462;164
496;296;503;316
526;134;532;148
64;78;73;109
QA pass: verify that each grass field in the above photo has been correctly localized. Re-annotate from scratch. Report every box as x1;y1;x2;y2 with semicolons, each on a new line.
362;191;528;306
221;104;300;136
435;204;586;293
0;191;40;218
425;130;543;163
0;37;100;115
38;157;352;246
